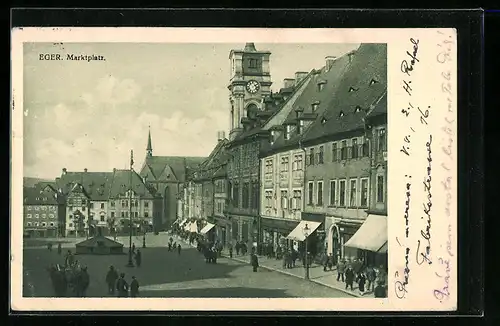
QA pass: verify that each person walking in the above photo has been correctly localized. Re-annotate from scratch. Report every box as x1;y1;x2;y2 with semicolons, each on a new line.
77;266;90;297
345;265;355;291
47;242;53;252
177;244;181;256
130;276;140;298
322;251;329;272
229;244;233;258
106;265;119;295
116;273;129;298
366;265;377;292
357;270;367;296
250;252;259;272
135;249;142;267
57;242;62;255
132;243;136;254
337;259;346;282
65;250;74;267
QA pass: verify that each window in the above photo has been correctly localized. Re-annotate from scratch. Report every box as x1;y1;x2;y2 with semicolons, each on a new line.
265;159;273;180
318;146;324;164
360;178;369;208
35;214;39;219
35;206;40;211
329;180;337;206
378;128;387;152
352;138;359;159
361;140;369;157
249;58;259;68
145;212;149;218
308;182;314;205
42;206;47;211
309;148;315;165
42;214;47;219
233;183;240;207
111;201;115;208
265;191;273;208
69;223;73;227
242;182;250;209
339;180;347;207
82;199;87;205
27;214;32;219
280;156;289;175
312;103;319;111
280;190;288;209
135;212;139;218
121;200;126;208
69;215;73;219
111;212;115;218
90;203;94;209
28;206;32;211
27;222;32;227
252;182;259;209
42;222;47;227
49;213;55;218
292;190;302;210
50;222;55;227
341;141;348;160
101;203;105;209
317;181;323;205
296;155;303;171
100;216;105;222
332;143;338;161
377;175;385;203
144;201;149;208
350;179;358;207
82;207;86;211
34;222;39;227
121;212;125;218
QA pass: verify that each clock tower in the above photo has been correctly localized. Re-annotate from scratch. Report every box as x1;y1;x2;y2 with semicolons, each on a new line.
228;43;272;140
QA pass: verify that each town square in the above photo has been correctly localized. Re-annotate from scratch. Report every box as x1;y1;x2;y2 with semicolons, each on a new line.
21;41;388;299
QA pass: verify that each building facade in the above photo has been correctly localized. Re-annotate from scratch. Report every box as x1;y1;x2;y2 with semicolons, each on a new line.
23;184;63;238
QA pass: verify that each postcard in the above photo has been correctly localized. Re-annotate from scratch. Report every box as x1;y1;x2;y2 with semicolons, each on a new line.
10;27;457;311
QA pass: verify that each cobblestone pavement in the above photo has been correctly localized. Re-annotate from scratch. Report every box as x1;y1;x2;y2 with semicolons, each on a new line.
22;237;354;298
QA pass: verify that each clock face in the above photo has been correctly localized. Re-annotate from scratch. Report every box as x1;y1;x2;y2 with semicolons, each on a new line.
246;80;260;94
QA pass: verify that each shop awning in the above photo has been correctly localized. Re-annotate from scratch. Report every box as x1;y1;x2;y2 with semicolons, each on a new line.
199;222;215;235
178;219;188;227
344;214;387;252
184;221;198;233
286;220;322;242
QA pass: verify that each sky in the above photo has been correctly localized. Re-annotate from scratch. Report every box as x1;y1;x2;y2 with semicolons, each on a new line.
23;42;359;179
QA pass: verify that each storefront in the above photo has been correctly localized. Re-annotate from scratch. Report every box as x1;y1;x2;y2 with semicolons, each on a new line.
260;216;300;252
301;212;326;259
200;222;216;243
286;219;323;259
228;215;257;246
325;216;362;264
344;214;388;269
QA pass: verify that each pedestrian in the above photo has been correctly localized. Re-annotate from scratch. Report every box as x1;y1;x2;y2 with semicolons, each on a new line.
116;273;129;297
323;251;329;272
130;276;140;298
282;250;289;269
132;243;136;254
57;242;62;255
229;245;233;258
366;265;377;292
47;242;52;252
250;252;259;272
374;280;387;298
65;250;74;267
345;265;355;291
106;265;119;295
337;259;346;282
357;270;367;296
235;242;240;255
135;249;142;267
327;253;334;271
177;244;181;256
291;249;297;268
377;264;387;286
77;266;90;297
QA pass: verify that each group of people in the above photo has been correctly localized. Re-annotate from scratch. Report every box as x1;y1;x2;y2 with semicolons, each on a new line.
130;243;142;267
47;250;90;297
105;266;140;297
332;257;387;297
167;237;182;255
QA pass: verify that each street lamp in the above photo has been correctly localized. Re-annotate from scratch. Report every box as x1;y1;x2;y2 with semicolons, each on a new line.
142;220;147;248
303;223;310;280
126;149;135;268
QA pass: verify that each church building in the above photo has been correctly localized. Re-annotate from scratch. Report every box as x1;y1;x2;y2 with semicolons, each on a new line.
139;128;206;231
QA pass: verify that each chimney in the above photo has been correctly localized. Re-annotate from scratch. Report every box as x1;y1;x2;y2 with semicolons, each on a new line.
217;130;226;142
283;78;295;89
62;168;67;175
348;51;355;63
84;168;88;173
294;72;308;86
325;56;337;71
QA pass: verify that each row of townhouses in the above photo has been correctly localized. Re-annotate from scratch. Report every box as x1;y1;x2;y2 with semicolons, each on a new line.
23;135;206;238
180;43;388;268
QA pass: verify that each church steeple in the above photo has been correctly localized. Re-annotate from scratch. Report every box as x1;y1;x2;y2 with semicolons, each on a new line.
146;126;153;158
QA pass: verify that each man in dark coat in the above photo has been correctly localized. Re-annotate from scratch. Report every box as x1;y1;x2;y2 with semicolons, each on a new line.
250;252;259;272
57;242;62;255
106;265;119;294
177;244;181;256
135;249;142;267
229;245;233;258
130;276;140;298
337;259;346;282
345;265;355;291
76;266;90;297
116;273;129;297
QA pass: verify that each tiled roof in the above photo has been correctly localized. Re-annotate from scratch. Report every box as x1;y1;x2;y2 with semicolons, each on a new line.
303;43;387;143
75;235;123;248
109;169;157;199
56;172;114;201
262;52;353;155
23;185;60;205
366;92;387;119
193;139;230;181
141;156;206;182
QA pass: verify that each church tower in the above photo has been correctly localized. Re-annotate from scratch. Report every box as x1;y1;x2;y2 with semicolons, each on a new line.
146;127;153;158
228;43;272;140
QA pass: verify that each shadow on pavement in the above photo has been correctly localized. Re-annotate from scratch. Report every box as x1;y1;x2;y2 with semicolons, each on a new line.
139;286;294;298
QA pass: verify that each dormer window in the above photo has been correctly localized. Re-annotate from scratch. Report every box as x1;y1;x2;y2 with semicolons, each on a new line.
317;81;327;92
355;106;362;113
370;78;378;86
339;111;345;117
311;101;320;112
348;86;359;93
321;117;328;124
284;125;291;140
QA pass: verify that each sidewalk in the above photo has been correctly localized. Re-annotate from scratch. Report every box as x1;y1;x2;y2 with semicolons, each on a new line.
173;235;374;298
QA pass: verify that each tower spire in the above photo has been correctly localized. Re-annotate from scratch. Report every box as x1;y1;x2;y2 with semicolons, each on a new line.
146;126;153;157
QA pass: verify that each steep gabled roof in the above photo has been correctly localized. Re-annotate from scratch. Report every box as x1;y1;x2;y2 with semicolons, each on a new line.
109;169;156;199
23;185;60;205
56;172;114;201
303;43;387;143
140;156;206;182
